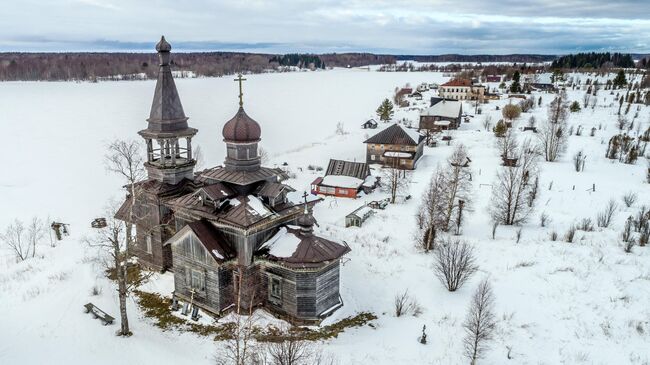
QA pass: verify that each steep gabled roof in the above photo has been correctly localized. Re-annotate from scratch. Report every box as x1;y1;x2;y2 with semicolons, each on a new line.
165;220;235;262
363;124;423;145
254;181;294;199
325;159;370;180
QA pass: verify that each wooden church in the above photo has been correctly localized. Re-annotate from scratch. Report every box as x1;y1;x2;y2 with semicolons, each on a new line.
116;37;350;322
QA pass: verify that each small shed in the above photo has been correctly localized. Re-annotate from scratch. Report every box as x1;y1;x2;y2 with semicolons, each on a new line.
368;199;389;210
345;205;375;227
362;119;378;129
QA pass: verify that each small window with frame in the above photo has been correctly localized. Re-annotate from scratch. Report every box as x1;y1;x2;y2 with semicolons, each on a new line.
269;276;282;303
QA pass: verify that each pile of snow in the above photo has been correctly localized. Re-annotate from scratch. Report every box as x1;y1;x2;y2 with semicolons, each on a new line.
261;227;301;258
246;195;271;217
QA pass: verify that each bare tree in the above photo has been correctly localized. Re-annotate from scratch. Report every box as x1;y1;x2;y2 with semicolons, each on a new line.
85;203;152;336
258;146;270;165
537;91;569;162
596;199;618;228
105;139;146;251
381;161;411;204
1;219;28;261
99;139;147;336
217;267;262;365
463;279;497;365
489;139;540;225
27;217;46;258
442;145;473;233
434;238;478;292
393;289;422;317
415;168;447;252
496;129;519;161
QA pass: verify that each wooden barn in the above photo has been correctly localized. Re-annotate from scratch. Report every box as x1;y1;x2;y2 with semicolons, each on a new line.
311;159;377;198
364;124;424;170
361;119;378;129
117;38;350;324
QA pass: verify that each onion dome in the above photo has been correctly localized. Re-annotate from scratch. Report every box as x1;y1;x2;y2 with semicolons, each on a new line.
155;36;172;52
222;107;261;143
297;206;316;236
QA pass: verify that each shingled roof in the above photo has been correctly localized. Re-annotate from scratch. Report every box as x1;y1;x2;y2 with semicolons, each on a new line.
363;124;423;145
325;159;370;180
165;220;235;262
261;227;351;269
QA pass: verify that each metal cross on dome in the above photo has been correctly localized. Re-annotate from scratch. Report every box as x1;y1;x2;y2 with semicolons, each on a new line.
234;73;247;107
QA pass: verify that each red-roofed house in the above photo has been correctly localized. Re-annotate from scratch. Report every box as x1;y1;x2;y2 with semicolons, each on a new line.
439;79;486;102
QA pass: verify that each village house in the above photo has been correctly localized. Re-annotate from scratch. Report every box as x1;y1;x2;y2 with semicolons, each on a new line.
311;159;377;198
486;75;502;83
419;97;463;132
438;79;486;102
117;37;350;323
361;119;378;129
363;124;424;170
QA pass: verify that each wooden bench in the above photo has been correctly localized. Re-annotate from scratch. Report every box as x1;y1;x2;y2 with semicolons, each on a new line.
84;303;114;325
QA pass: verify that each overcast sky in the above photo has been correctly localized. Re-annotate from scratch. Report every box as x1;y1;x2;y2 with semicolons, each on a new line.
2;0;649;54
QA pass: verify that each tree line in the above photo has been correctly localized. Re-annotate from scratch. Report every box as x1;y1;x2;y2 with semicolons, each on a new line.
0;52;396;81
550;52;635;69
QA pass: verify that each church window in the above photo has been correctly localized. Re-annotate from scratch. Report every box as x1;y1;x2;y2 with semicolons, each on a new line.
191;269;205;291
269;276;282;303
146;234;152;254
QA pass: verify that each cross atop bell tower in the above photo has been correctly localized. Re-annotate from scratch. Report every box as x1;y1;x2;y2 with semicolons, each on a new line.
138;36;198;185
234;73;247;107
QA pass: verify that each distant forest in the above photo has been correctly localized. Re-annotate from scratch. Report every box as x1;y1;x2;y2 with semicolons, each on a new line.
550;52;635;69
1;51;647;82
0;52;395;81
396;54;556;63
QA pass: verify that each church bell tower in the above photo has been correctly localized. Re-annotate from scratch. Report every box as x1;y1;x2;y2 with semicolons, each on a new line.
138;36;197;184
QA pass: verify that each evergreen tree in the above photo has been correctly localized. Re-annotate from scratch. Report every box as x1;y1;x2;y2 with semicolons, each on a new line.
613;70;627;88
570;101;581;112
376;98;394;122
509;71;521;92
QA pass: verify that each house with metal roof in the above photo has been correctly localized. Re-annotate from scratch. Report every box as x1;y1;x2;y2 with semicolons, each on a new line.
116;37;350;323
310;159;377;198
363;124;424;170
419;97;463;132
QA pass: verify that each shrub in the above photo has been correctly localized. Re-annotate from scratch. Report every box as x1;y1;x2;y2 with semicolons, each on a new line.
596;200;618;228
564;225;577;243
434;239;478;292
502;104;522;121
622;192;638;208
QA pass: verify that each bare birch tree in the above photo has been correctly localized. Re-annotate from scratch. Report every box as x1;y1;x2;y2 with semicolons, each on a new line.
537;91;569;162
105;139;146;250
85;202;152;336
27;217;46;258
463;279;497;365
489;139;540;225
442;144;473;232
381;160;411;204
415;167;447;252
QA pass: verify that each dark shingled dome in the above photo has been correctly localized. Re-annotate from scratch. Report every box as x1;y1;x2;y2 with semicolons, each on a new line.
156;36;172;52
222;107;261;142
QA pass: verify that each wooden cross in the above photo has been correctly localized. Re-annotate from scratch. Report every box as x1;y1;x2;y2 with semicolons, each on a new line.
234;73;247;107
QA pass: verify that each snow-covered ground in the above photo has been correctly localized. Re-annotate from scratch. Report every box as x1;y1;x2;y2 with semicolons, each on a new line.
1;68;649;364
